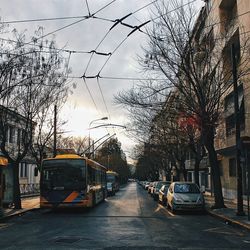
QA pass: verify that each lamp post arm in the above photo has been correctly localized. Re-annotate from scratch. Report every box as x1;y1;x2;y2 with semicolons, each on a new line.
89;123;126;130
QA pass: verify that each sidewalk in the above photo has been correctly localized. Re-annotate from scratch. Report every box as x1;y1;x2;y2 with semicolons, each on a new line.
205;193;250;232
0;196;40;220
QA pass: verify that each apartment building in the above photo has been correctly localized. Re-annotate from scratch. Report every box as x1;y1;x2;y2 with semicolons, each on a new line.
187;0;250;199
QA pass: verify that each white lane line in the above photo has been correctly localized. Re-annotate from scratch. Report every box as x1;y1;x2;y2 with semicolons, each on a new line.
158;204;175;217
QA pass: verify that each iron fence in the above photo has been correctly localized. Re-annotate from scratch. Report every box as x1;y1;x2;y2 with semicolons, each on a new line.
20;183;40;196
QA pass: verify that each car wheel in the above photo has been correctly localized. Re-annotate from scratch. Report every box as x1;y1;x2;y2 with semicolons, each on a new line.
171;203;175;213
167;201;170;209
92;193;96;207
162;198;166;206
158;196;161;204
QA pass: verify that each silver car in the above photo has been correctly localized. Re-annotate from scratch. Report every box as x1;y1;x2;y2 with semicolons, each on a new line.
167;182;205;213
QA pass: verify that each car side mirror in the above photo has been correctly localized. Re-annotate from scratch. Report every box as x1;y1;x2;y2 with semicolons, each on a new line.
200;186;205;193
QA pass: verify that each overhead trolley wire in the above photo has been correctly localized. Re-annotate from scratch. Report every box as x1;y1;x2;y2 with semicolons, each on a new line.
4;0;118;54
82;0;161;76
85;0;91;16
97;77;110;119
82;78;99;113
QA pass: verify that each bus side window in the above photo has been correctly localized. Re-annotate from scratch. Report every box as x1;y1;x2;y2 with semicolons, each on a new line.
87;165;92;185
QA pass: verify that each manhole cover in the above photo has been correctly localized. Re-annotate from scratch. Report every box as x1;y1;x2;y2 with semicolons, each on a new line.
54;236;82;244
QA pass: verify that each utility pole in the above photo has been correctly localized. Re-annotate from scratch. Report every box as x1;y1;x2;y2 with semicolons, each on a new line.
231;43;245;216
53;105;57;158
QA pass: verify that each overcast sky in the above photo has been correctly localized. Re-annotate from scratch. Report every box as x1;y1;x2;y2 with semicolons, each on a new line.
0;0;204;162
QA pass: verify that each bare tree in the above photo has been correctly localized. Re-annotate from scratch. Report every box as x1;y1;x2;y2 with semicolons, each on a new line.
0;28;69;208
30;94;68;170
116;0;250;208
55;135;89;155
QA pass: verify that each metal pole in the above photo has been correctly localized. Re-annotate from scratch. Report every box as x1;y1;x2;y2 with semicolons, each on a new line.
53;105;57;158
0;168;3;217
231;43;245;216
246;148;250;220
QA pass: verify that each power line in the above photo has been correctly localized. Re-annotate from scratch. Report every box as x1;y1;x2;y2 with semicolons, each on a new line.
85;0;91;16
81;1;156;122
68;75;169;81
82;0;158;76
0;37;113;56
1;15;89;24
5;0;118;54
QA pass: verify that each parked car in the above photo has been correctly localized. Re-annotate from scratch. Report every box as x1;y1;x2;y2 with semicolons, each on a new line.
158;183;171;205
147;182;154;194
144;181;150;190
150;181;158;196
167;182;205;213
152;181;171;201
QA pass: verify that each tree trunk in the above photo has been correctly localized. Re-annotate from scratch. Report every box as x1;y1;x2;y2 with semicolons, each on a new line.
180;160;187;181
13;162;21;209
204;128;225;208
194;158;200;187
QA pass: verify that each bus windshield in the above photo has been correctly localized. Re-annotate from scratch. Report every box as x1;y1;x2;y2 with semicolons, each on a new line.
41;159;86;191
107;174;116;182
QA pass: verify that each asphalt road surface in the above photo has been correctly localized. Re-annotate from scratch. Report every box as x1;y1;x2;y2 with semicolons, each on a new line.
0;182;250;249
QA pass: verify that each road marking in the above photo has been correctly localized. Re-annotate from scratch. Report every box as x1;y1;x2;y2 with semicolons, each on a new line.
158;204;175;217
0;223;12;230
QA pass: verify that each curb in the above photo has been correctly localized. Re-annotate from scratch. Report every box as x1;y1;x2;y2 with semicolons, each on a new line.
206;209;250;232
0;207;40;222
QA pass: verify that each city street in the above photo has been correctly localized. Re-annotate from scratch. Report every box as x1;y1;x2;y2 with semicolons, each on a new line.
0;182;250;249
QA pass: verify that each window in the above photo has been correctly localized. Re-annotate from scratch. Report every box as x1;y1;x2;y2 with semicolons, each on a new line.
229;158;236;177
224;85;243;114
20;163;28;178
8;125;15;143
34;167;39;177
225;85;245;137
219;0;237;33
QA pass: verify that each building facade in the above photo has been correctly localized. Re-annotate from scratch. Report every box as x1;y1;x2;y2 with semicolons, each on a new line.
0;105;40;205
186;0;250;200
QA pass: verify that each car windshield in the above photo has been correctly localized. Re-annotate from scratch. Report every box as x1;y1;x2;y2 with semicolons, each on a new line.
174;183;200;193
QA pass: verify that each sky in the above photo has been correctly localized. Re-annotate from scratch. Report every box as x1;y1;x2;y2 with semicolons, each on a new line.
0;0;204;163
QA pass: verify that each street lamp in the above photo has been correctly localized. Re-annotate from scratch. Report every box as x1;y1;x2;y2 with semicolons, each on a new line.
88;117;108;157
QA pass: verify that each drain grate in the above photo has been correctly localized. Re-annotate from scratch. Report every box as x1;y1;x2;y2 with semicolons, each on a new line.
54;236;82;244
